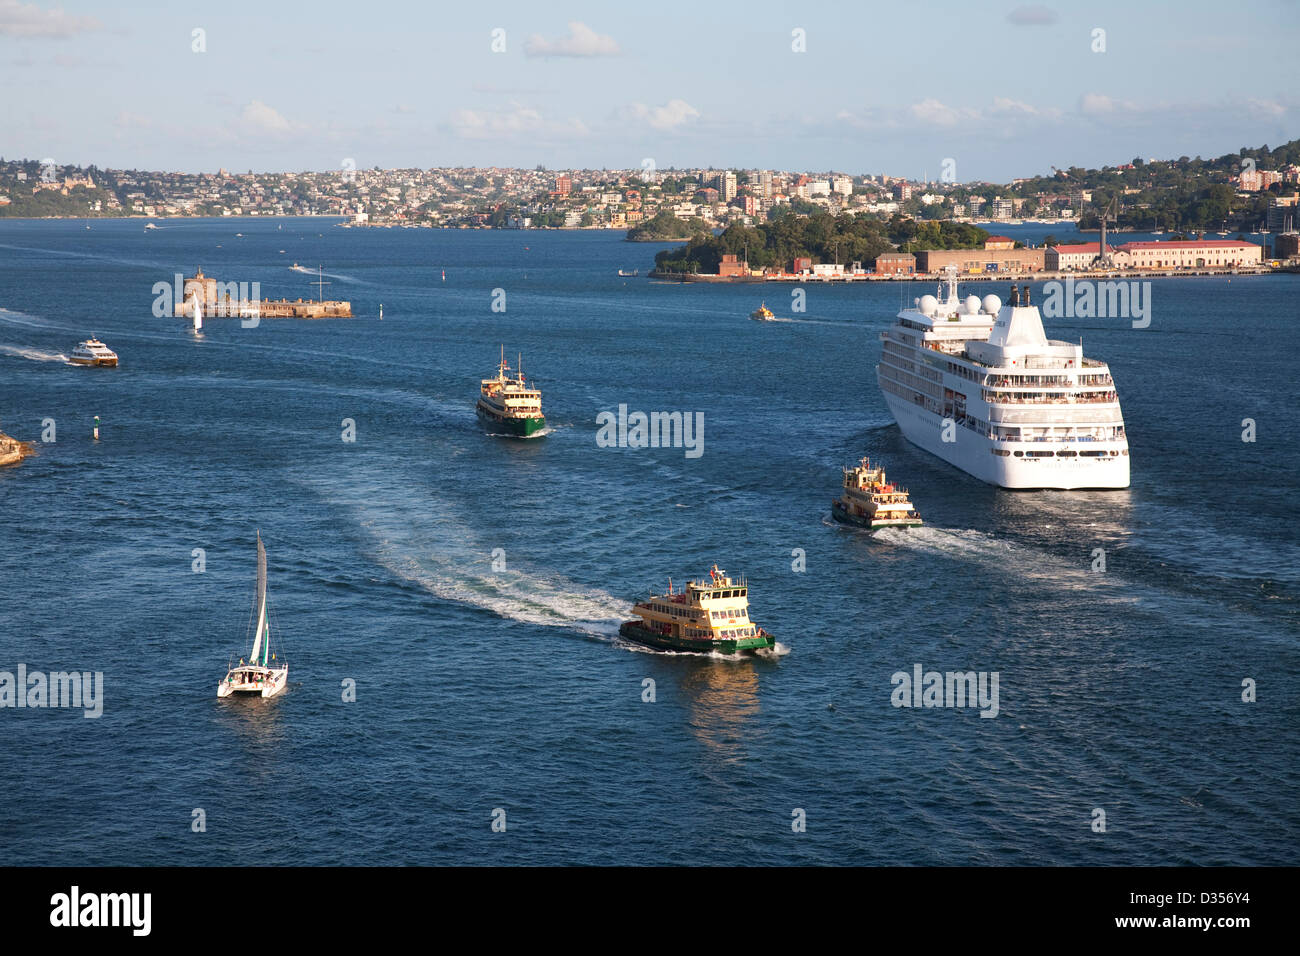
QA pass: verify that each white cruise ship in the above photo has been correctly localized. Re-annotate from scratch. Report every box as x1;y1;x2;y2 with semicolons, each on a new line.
876;269;1129;489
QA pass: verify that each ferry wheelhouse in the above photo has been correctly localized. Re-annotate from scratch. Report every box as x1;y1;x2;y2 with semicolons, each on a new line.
477;347;545;437
619;565;776;655
832;457;922;530
876;268;1129;489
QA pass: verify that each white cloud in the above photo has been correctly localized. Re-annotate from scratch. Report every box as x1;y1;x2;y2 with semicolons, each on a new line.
113;111;152;130
1245;98;1285;119
1006;5;1059;26
524;21;618;58
0;0;100;37
1079;93;1115;115
239;100;292;134
909;98;974;127
628;98;700;131
448;104;588;140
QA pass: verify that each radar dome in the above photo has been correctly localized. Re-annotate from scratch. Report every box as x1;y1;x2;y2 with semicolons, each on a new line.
918;294;938;316
982;294;1002;315
965;295;981;314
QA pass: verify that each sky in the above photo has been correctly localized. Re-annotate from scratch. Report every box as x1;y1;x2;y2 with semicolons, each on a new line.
1;0;1297;181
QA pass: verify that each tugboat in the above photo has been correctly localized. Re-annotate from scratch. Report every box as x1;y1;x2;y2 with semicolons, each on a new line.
749;302;775;321
832;457;923;530
68;337;118;367
619;565;776;655
476;346;546;437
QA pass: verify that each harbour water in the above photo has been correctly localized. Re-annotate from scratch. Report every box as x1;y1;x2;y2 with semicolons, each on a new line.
0;218;1296;865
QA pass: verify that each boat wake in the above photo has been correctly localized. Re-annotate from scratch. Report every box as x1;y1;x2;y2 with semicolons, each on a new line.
377;550;627;636
302;465;627;635
0;307;65;332
871;525;1108;591
0;343;69;363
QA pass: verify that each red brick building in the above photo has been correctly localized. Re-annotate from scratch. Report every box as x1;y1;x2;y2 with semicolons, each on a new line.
718;254;748;277
874;252;916;275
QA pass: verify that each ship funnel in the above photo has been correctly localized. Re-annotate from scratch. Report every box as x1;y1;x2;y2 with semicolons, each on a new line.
1023;286;1031;306
1010;284;1019;306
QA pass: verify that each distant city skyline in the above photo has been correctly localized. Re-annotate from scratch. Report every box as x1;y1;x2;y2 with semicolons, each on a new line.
1;0;1296;181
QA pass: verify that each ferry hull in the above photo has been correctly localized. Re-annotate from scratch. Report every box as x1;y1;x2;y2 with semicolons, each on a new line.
881;390;1130;490
69;357;117;367
831;499;922;530
619;621;774;656
476;402;545;437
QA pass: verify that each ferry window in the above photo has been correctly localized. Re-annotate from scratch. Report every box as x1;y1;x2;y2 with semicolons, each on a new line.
740;588;746;597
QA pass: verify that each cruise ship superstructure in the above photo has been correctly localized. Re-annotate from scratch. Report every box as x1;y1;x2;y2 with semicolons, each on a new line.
876;269;1129;489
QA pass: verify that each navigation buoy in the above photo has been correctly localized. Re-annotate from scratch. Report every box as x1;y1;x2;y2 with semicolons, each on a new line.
93;415;100;441
379;304;383;321
441;269;445;282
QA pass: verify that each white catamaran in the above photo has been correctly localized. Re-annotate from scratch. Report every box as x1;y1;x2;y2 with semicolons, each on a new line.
217;532;288;699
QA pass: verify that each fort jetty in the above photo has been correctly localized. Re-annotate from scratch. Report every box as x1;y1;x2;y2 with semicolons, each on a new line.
170;268;352;319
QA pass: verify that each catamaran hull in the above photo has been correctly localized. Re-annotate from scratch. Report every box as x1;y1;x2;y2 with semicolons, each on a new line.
618;621;774;656
217;669;288;699
881;390;1130;490
476;403;545;437
68;357;117;367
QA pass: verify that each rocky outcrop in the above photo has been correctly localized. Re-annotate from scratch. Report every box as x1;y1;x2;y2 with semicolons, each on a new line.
0;430;32;467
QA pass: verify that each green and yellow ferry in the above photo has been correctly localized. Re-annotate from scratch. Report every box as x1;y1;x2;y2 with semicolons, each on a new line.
477;347;546;437
619;565;776;655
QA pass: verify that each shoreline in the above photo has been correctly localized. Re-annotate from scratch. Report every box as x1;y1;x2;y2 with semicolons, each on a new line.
648;267;1291;282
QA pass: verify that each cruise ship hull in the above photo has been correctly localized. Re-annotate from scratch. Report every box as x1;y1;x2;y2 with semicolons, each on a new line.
476;402;545;437
618;621;774;656
882;391;1130;490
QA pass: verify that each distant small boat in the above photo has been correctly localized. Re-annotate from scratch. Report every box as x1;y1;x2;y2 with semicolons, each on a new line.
217;531;289;699
618;269;639;277
750;303;775;321
190;294;203;332
68;337;118;367
144;222;157;230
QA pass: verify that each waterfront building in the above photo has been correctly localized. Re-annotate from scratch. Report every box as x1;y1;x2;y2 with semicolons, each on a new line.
1115;239;1262;269
874;252;916;275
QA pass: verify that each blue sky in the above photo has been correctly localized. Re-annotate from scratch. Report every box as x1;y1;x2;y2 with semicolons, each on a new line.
1;0;1296;180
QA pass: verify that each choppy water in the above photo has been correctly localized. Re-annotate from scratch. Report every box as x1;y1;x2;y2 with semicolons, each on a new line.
0;218;1296;864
